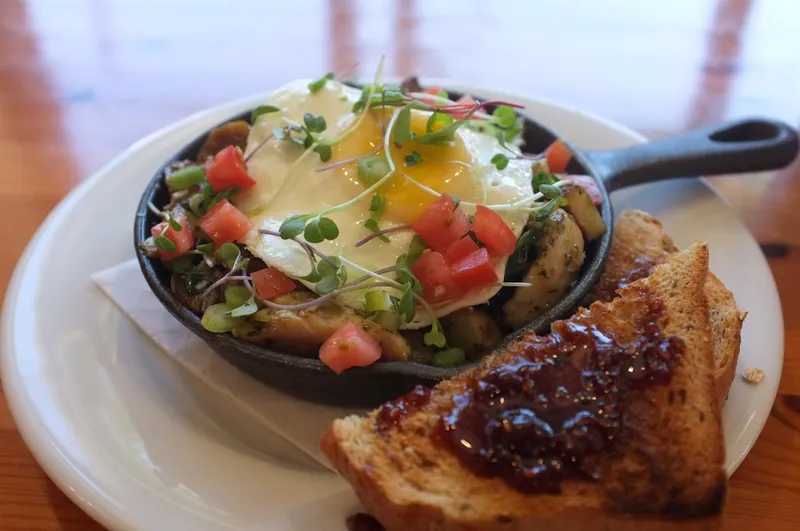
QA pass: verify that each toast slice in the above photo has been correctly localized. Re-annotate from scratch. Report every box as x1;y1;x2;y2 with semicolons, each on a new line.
587;210;745;403
322;243;726;531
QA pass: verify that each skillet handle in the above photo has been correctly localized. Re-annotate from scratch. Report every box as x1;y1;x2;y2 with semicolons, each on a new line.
578;119;799;193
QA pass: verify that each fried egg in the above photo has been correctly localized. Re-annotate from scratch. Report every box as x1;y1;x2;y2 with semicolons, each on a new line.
238;79;534;329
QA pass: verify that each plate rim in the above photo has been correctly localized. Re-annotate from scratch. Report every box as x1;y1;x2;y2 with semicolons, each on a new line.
0;82;783;530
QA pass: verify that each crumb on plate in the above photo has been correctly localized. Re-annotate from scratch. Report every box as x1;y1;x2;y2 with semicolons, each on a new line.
741;368;764;384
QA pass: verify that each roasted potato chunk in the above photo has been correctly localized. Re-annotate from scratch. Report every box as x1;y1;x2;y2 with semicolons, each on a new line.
196;120;250;163
232;292;411;361
503;209;585;329
441;308;503;359
561;182;607;241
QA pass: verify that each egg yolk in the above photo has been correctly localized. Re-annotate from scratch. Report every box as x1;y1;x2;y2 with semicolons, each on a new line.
331;109;477;224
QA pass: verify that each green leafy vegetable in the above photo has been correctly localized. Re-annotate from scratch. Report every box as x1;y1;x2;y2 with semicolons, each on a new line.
318;216;339;240
491;153;509;170
539;183;562;200
492;105;517;129
308;73;334;94
303;218;324;243
316;260;347;295
206;187;239;212
506;227;540;277
196;242;214;255
424;324;447;348
167;215;183;231
363;218;390;243
407;235;428;262
304;113;327;134
313;142;332;162
398;284;415;323
279;215;308;239
393;105;414;144
352;83;407;113
535;199;559;222
251;105;280;122
155;235;177;253
532;170;558;193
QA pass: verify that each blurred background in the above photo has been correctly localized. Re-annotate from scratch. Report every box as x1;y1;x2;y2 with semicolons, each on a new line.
2;0;799;529
3;0;800;294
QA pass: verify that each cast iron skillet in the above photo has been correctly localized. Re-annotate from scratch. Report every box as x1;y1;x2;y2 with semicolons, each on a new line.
135;88;798;407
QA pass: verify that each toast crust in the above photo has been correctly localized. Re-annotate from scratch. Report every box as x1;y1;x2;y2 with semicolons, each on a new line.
322;243;726;531
587;210;743;404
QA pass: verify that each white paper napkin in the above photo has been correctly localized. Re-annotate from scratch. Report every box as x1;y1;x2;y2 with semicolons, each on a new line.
92;260;367;470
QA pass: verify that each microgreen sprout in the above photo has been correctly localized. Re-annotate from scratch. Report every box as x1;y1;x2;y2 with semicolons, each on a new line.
400;172;570;213
155;234;177;253
251;105;281;123
201;246;248;298
355;224;413;247
491;153;509;170
308;72;334;94
270;113;330;161
362;218;392;243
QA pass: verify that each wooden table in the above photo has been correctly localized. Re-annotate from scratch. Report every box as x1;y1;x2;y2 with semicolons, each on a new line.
1;0;798;528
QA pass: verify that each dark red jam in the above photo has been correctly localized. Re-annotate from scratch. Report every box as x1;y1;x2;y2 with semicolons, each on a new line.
346;513;385;531
439;294;684;494
375;385;432;434
593;256;662;303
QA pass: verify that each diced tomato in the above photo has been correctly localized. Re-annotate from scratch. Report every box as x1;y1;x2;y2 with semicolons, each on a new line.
151;216;194;261
410;251;461;303
445;236;480;264
472;206;517;258
452;94;485;120
319;322;382;375
418;86;446;105
563;175;603;205
197;199;253;246
205;145;257;193
412;195;471;253
545;140;572;174
252;267;296;301
449;248;497;290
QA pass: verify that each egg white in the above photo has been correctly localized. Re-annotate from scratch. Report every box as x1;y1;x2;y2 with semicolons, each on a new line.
238;80;535;329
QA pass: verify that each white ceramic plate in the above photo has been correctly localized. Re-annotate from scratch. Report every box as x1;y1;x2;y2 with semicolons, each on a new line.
1;83;783;531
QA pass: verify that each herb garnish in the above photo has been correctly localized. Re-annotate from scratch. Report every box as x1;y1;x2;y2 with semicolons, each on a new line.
308;73;334;94
404;151;422;167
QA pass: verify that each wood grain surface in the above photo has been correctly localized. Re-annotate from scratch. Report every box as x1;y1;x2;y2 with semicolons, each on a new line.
1;0;799;529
